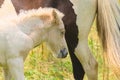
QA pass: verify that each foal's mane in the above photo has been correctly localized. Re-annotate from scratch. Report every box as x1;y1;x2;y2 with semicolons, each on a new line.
18;7;64;22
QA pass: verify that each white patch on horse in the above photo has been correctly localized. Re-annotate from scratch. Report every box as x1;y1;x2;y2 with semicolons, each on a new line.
70;0;97;80
70;0;120;80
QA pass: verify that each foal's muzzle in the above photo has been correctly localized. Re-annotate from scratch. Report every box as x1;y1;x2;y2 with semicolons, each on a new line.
57;48;68;58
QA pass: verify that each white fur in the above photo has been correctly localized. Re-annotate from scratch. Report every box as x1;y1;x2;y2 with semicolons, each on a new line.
70;0;97;80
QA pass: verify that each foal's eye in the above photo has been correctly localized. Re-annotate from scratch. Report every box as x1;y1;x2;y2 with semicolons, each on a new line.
61;32;64;35
61;31;65;35
60;28;65;35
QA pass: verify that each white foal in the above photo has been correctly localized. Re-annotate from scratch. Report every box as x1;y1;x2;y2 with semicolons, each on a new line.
0;1;68;80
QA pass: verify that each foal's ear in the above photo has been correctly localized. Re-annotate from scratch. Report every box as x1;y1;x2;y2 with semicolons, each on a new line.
51;10;59;25
39;10;60;25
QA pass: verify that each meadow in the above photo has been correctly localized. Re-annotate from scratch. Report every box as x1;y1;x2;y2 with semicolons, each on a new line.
0;21;117;80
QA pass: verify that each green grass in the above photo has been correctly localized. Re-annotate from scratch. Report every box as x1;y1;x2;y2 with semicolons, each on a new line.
0;23;117;80
24;45;74;80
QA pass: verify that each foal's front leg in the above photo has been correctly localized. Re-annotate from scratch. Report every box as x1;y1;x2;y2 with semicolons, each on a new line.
7;57;24;80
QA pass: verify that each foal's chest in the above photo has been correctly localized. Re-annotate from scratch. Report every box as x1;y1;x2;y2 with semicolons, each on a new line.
0;27;33;66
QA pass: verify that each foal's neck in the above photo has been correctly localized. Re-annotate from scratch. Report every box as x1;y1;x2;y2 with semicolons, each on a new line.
18;18;42;34
18;18;47;47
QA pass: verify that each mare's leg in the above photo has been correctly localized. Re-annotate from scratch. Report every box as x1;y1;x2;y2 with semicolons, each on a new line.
7;57;25;80
71;0;98;80
3;67;12;80
75;38;98;80
65;23;85;80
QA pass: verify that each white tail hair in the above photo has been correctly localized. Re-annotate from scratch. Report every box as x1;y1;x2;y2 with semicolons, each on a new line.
0;0;16;16
97;0;120;78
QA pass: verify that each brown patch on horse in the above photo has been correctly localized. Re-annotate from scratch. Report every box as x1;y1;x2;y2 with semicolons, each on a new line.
0;0;3;7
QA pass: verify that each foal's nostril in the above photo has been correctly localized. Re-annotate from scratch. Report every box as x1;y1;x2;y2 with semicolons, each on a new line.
60;48;68;58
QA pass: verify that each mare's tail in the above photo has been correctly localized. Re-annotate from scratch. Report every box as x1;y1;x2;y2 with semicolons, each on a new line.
97;0;120;78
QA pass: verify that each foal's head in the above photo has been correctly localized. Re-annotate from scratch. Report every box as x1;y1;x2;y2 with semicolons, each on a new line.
44;9;68;58
19;8;68;58
41;9;68;58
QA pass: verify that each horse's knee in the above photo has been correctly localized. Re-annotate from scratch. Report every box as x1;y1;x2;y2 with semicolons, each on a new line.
82;56;98;80
74;40;89;62
74;41;98;80
85;57;98;73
